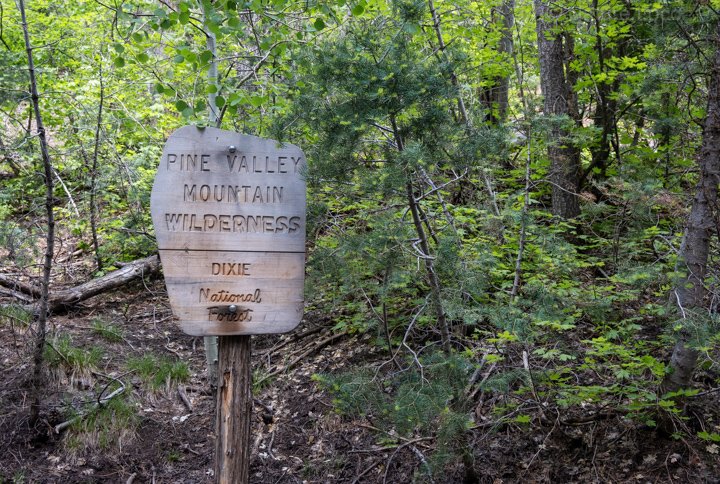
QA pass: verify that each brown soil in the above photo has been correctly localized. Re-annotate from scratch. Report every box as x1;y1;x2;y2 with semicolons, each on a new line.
1;275;719;483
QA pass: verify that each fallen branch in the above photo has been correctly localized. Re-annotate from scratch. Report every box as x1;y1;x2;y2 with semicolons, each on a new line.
0;274;42;298
0;286;34;304
28;256;159;314
2;256;160;314
54;383;126;433
256;324;325;357
255;331;348;387
178;386;193;412
46;255;159;313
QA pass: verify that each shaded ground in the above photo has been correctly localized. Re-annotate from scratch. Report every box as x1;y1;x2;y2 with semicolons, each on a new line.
0;274;719;483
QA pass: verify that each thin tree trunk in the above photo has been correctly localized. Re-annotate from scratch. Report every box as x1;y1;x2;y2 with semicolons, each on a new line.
534;0;580;219
203;1;220;384
660;22;720;395
90;64;104;272
18;0;54;426
427;0;468;124
391;115;451;353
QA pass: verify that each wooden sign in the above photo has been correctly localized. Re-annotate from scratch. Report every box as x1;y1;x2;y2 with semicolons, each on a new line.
150;126;306;336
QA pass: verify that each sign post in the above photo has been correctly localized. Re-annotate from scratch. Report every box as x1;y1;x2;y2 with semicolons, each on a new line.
150;126;306;482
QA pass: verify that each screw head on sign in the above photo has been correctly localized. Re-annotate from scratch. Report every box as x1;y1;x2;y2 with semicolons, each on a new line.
228;305;237;313
228;145;237;153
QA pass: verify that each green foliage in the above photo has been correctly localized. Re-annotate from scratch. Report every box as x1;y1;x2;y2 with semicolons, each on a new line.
316;352;475;475
63;387;139;454
0;305;32;328
91;319;124;343
45;335;103;374
127;353;190;391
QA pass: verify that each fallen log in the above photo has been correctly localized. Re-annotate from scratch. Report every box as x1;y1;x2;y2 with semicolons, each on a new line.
0;255;161;314
0;274;42;298
44;255;160;313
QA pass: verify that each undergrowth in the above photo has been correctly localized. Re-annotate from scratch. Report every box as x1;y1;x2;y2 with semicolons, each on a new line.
127;353;190;391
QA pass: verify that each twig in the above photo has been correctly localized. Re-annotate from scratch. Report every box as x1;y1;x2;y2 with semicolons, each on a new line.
468;361;497;401
178;386;192;412
54;383;126;433
255;331;348;386
256;325;324;357
382;437;435;484
351;458;383;484
410;445;435;483
125;473;136;484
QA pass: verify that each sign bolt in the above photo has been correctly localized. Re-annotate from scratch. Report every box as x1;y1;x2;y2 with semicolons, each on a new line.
228;305;237;314
228;145;237;153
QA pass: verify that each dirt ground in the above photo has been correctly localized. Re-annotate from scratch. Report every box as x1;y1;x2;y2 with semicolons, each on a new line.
1;271;719;483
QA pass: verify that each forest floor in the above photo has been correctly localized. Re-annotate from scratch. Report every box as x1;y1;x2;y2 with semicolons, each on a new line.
1;260;719;483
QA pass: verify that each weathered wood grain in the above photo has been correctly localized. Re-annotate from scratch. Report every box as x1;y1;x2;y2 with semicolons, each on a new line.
151;126;306;336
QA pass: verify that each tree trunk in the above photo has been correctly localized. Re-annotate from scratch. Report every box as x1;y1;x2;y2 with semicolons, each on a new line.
89;65;104;272
534;0;581;219
18;0;55;426
391;114;451;353
481;0;515;124
660;22;720;395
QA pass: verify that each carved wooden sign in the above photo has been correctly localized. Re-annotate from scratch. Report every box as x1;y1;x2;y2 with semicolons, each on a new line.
150;126;306;336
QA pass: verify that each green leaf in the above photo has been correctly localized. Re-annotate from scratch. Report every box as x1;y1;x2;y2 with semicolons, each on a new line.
179;11;190;24
351;4;364;15
113;56;125;68
228;16;241;29
113;43;125;53
137;52;149;63
200;50;213;64
173;54;185;63
314;18;326;31
403;23;421;34
250;95;265;107
155;83;165;94
175;100;189;111
206;84;218;94
215;95;226;108
514;415;531;424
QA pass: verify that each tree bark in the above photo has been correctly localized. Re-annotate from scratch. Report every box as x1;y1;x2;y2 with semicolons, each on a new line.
215;335;252;484
89;64;104;272
481;0;515;124
534;0;581;219
660;22;720;395
18;0;55;426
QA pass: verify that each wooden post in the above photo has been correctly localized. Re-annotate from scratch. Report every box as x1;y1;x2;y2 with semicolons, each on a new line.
215;335;252;483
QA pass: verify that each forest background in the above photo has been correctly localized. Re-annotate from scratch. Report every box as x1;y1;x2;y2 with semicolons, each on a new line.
1;0;720;482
